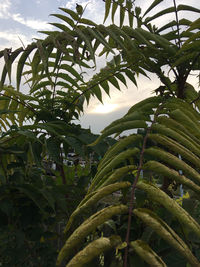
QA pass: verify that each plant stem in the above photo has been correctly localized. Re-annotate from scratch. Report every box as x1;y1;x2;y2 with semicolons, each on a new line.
173;0;181;48
123;106;161;267
123;129;150;267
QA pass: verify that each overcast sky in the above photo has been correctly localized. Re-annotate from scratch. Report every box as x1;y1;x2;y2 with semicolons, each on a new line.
0;0;199;133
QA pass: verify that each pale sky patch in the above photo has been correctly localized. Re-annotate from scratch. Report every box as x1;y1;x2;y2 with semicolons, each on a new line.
89;103;118;114
0;30;31;49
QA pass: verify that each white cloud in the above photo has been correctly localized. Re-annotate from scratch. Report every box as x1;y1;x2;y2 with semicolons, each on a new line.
12;13;52;30
0;0;11;18
0;0;52;31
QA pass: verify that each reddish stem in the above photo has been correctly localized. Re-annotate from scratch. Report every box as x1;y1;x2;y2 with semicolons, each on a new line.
123;107;161;267
123;128;150;267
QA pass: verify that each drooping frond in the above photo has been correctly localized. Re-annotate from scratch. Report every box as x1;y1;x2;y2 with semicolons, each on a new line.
58;95;200;265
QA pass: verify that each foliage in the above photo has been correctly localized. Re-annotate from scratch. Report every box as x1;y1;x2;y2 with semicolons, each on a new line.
58;96;200;266
0;120;96;266
0;0;200;266
53;1;200;266
0;99;115;266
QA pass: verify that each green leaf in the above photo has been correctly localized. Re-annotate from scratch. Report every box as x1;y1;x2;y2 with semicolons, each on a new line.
75;28;95;62
36;41;50;76
152;123;200;158
124;69;137;86
145;7;175;23
116;72;127;87
56;72;80;88
89;147;139;192
31;141;43;166
49;22;71;32
76;4;83;15
16;43;36;91
67;236;122;267
31;50;41;85
108;76;120;90
46;137;61;164
173;52;198;67
100;80;110;96
98;134;142;170
126;96;161;115
187;18;200;32
86;27;113;54
133;209;199;266
120;5;125;28
93;85;103;103
89;120;147;146
131;240;167;266
145;147;200;184
57;205;128;265
126;0;134;27
136;28;176;54
59;7;79;21
177;5;200;13
170;109;200;139
60;63;84;81
148;133;200;168
124;112;152;133
136;182;200;238
3;49;12;84
123;27;155;49
143;161;200;195
157;19;191;33
111;1;118;23
64;181;131;233
50;13;75;28
143;0;164;17
100;165;136;188
30;80;52;94
79;18;97;26
0;48;23;88
99;24;127;51
52;49;62;73
104;0;111;23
